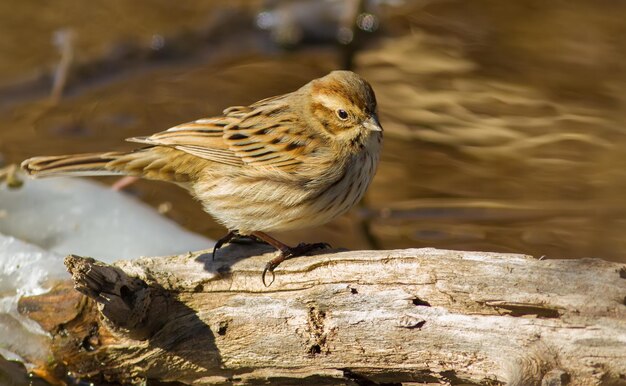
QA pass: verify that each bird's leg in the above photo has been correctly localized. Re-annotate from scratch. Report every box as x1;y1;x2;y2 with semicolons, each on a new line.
111;176;139;191
211;230;240;260
251;231;330;286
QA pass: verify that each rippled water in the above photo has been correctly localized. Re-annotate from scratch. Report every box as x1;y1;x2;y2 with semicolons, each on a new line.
0;1;626;260
1;1;625;264
1;0;625;263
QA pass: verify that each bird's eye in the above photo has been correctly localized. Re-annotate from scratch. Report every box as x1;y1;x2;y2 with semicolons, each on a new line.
336;109;349;120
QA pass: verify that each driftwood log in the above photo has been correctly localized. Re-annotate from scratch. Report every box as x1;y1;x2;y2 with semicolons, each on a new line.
17;244;626;385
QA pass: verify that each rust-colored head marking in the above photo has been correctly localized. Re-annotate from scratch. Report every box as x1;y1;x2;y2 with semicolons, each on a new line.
307;71;381;139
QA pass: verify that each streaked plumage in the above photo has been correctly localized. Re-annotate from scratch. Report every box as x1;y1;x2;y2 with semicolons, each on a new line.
22;70;383;279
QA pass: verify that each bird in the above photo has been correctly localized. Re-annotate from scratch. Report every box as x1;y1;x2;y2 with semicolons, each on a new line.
21;70;383;285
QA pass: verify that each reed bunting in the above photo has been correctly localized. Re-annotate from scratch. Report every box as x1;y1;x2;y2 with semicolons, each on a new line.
22;70;383;284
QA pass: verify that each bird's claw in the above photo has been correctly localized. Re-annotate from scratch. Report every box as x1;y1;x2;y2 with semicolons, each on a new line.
212;230;240;261
261;242;331;286
262;262;277;287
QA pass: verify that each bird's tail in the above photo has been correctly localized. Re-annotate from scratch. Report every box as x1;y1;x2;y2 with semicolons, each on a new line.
22;151;137;178
22;148;196;183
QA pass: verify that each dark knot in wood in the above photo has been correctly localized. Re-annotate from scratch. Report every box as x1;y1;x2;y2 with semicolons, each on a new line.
64;254;165;340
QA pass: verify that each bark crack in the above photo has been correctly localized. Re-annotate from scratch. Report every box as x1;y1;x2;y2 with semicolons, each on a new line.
307;306;327;355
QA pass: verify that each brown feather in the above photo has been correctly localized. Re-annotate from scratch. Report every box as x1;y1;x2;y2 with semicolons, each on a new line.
21;70;383;237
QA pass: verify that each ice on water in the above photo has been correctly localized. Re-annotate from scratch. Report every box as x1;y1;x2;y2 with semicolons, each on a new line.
0;177;213;365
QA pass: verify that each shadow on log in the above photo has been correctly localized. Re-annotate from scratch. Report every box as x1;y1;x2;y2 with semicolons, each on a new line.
16;246;626;385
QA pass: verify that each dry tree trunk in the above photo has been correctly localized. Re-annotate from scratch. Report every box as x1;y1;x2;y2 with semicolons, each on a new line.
17;244;626;385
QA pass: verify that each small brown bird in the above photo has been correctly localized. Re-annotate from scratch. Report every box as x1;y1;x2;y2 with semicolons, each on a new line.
22;70;383;284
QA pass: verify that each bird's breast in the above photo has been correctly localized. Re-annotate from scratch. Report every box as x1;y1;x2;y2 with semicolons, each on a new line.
191;136;381;233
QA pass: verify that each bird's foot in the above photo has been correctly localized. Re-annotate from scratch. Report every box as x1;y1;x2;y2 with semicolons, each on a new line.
261;241;331;287
288;242;331;257
212;230;241;260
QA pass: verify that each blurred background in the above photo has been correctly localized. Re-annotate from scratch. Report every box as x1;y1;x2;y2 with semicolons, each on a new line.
1;0;626;383
1;0;626;262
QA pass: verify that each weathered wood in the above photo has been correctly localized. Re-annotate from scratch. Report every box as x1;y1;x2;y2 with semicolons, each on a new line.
17;244;626;385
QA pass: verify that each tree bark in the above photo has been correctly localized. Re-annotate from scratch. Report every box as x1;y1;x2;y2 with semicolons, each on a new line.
17;244;626;385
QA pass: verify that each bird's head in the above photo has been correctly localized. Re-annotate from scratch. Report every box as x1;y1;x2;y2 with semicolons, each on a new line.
305;70;382;149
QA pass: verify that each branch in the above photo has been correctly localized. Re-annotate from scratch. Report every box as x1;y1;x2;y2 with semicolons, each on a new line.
17;245;626;385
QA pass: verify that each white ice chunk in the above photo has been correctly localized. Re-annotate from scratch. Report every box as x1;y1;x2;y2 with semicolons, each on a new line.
0;234;62;365
0;177;214;365
0;177;213;262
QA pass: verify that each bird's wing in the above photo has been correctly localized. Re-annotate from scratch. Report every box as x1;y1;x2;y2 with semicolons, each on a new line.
127;97;321;172
127;116;244;167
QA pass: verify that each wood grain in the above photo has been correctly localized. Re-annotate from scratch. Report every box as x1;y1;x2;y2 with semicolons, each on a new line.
18;245;626;385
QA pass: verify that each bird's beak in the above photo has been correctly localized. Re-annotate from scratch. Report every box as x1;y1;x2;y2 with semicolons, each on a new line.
363;115;383;132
